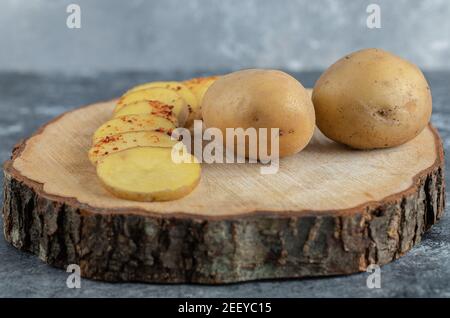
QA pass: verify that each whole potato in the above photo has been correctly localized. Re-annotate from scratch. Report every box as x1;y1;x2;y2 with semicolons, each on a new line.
202;69;315;159
312;48;432;149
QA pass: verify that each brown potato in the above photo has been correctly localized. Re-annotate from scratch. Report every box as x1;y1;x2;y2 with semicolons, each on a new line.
202;69;315;158
312;48;432;149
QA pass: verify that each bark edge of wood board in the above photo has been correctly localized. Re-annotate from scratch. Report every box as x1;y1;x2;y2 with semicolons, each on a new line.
2;98;445;284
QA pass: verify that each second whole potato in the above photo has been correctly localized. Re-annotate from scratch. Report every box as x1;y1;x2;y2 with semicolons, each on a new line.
202;69;316;159
312;48;432;149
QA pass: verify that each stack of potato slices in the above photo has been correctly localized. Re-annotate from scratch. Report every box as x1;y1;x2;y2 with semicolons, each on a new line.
89;77;218;201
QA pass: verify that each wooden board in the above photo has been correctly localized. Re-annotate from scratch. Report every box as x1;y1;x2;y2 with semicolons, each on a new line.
2;99;445;284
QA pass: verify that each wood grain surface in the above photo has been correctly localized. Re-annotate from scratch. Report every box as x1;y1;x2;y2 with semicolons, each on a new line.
2;99;445;284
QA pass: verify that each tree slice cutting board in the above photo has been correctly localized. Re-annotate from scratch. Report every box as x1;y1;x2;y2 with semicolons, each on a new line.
2;97;445;284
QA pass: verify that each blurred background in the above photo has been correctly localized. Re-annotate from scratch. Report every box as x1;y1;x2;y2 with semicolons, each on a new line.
1;0;450;74
1;0;450;297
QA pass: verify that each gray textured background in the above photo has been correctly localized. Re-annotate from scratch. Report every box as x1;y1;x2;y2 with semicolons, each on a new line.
1;1;450;298
1;0;450;74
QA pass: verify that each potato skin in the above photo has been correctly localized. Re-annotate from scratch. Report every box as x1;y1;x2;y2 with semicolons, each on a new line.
312;48;432;149
202;69;315;158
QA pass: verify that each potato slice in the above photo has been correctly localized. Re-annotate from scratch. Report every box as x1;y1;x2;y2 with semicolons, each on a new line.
125;81;198;126
114;100;178;125
115;88;188;126
93;114;175;144
183;76;219;113
97;147;201;201
89;131;178;165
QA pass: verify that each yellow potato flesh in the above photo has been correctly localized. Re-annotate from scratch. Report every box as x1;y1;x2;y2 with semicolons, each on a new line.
115;87;188;126
113;100;178;126
88;131;178;165
125;81;198;125
183;76;218;121
93;114;176;144
97;147;201;201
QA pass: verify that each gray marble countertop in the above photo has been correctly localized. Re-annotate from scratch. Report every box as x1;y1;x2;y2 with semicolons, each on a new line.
0;71;449;298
